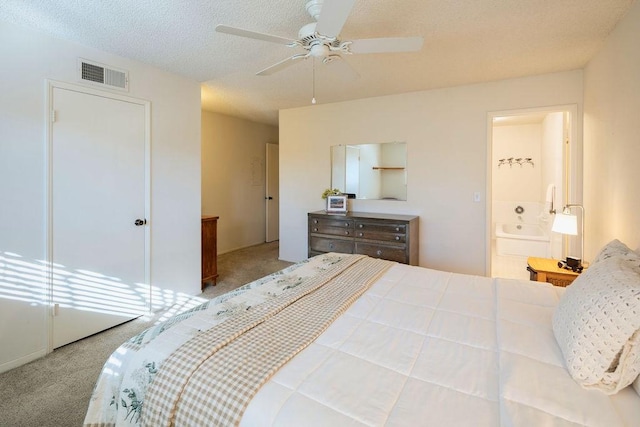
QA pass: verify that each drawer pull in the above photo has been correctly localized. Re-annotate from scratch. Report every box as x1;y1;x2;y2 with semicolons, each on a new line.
313;228;318;232
344;222;349;227
358;232;364;237
395;236;400;241
329;243;334;249
313;220;318;224
376;250;382;256
395;227;400;231
358;224;364;228
345;231;350;235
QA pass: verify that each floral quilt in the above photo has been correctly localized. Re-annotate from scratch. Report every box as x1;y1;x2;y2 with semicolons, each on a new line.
83;253;363;426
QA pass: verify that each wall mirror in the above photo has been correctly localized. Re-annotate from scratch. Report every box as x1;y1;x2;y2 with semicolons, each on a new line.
331;142;407;201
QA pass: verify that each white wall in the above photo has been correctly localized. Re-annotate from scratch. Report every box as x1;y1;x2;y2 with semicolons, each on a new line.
280;71;583;274
584;0;640;258
201;111;278;253
541;112;565;258
0;20;201;372
541;113;564;207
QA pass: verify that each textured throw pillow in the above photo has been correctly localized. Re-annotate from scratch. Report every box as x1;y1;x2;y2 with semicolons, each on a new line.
635;246;640;397
592;239;640;265
552;256;640;394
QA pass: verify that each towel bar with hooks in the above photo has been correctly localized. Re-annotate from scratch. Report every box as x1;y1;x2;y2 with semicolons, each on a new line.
497;157;534;168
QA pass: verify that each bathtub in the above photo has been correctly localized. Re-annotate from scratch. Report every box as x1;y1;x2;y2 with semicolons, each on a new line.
495;223;550;257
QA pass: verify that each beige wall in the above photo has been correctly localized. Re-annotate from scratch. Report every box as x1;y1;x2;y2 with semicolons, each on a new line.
201;111;278;253
0;20;201;372
583;0;640;257
280;71;584;274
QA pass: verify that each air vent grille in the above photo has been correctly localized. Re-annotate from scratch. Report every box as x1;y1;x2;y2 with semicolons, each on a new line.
78;59;128;91
81;62;105;83
104;68;127;88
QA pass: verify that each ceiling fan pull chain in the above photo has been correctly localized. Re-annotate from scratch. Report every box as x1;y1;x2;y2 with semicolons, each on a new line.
312;57;317;104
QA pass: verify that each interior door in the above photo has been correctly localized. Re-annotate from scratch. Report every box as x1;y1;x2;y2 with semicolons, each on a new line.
265;143;279;242
51;86;148;348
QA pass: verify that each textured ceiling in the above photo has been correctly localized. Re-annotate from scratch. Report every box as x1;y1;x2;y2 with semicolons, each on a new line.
1;0;634;125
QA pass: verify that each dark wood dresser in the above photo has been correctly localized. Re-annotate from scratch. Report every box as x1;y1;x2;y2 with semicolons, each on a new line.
201;215;219;290
308;211;419;265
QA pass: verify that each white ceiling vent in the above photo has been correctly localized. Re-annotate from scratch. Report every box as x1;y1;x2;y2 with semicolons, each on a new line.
78;58;129;91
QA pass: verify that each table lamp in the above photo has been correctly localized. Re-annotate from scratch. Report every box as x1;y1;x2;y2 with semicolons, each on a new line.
552;204;584;270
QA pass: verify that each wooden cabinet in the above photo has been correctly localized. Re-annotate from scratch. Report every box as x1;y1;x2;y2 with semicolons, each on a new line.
308;211;419;265
202;216;219;290
527;257;582;287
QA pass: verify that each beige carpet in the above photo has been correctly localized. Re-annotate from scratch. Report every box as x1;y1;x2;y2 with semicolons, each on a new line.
0;241;292;427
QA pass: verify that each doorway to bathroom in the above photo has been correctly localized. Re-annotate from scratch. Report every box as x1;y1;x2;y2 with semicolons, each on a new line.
487;105;581;280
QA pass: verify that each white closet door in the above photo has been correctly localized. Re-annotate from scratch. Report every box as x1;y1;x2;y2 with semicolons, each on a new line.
265;143;279;242
51;87;148;348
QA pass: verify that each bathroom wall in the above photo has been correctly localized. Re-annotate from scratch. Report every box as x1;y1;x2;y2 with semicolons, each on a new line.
492;122;543;228
490;112;567;279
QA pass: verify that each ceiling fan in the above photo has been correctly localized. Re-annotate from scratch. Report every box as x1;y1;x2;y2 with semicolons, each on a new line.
216;0;424;77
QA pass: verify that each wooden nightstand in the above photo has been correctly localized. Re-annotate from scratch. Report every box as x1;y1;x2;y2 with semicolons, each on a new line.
526;257;583;287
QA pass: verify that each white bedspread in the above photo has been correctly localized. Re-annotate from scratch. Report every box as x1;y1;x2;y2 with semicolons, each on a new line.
85;256;640;426
242;264;640;426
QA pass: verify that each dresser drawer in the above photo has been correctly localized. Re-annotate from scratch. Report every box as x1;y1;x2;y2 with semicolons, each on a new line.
309;217;354;236
310;236;355;254
354;221;406;242
355;242;407;263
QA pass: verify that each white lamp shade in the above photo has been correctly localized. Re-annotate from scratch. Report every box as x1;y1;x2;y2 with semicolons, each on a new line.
552;213;578;235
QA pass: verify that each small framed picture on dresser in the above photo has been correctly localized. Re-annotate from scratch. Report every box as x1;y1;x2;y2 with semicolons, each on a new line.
326;195;347;213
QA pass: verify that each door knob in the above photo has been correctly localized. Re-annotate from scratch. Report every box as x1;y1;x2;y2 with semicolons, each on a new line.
134;219;147;226
265;196;273;200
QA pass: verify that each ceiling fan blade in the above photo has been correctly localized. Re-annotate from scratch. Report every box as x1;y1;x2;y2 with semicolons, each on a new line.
216;24;297;45
315;0;356;38
349;36;424;54
256;54;308;76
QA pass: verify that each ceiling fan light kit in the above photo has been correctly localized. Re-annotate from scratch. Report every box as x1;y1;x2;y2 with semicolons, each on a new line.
216;0;423;101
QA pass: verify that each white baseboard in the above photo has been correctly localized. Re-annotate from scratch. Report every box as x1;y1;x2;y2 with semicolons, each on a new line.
0;349;48;374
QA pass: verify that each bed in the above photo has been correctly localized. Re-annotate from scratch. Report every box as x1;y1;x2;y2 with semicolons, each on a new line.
84;242;640;426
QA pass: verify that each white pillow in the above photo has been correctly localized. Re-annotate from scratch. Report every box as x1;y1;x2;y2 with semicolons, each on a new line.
592;239;640;265
634;244;640;396
552;256;640;394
